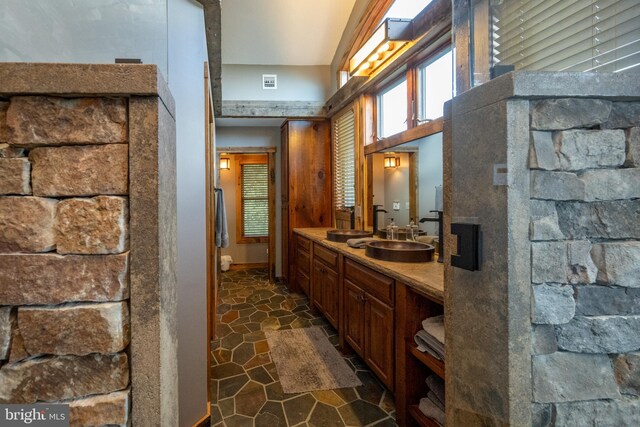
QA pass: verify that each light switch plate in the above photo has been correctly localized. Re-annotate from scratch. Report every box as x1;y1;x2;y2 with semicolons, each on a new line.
393;201;400;210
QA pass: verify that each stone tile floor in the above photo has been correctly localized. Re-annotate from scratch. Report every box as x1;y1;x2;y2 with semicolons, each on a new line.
211;268;397;426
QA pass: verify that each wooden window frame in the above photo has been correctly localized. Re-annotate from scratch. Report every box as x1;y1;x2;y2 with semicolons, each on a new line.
235;154;269;244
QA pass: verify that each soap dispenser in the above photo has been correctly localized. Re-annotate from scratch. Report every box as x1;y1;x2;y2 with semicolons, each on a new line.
406;219;417;241
387;218;398;240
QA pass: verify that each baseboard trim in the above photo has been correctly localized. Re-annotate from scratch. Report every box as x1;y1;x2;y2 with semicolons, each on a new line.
192;406;211;427
227;262;268;271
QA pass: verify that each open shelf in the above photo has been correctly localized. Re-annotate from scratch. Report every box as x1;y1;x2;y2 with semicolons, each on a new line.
408;405;442;427
408;342;445;380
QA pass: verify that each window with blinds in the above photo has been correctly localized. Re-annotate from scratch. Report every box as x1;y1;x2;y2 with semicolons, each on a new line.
334;108;356;211
492;0;640;73
238;159;268;241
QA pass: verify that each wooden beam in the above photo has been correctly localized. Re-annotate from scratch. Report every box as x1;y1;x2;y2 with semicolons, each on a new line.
197;0;222;117
217;146;276;153
364;118;444;155
326;0;452;118
221;100;325;118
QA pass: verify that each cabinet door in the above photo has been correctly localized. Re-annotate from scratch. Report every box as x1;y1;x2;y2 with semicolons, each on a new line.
344;279;366;357
365;294;395;391
323;266;339;329
312;260;325;313
295;249;311;296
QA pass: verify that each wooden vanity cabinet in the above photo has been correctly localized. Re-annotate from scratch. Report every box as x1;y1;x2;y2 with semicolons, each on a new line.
294;235;311;297
280;120;331;291
343;258;395;391
312;244;340;329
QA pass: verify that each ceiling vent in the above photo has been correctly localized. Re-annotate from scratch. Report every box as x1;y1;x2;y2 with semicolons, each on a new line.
262;74;277;90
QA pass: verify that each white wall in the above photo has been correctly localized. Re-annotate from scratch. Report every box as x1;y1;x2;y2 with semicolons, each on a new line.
384;152;411;227
216;126;282;275
222;64;331;101
167;1;208;426
0;0;169;78
417;133;443;235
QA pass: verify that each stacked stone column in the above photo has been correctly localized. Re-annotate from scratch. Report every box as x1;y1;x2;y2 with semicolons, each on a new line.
0;96;131;426
529;98;640;424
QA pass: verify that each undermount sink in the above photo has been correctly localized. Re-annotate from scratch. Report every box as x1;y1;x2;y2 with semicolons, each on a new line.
326;229;373;243
365;240;435;263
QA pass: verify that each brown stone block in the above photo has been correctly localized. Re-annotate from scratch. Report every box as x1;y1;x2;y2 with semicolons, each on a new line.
30;144;128;197
6;96;127;147
0;102;8;143
0;196;56;252
0;307;12;360
56;196;128;254
0;158;30;195
69;389;130;427
8;325;28;363
18;302;130;356
0;253;129;305
0;353;129;403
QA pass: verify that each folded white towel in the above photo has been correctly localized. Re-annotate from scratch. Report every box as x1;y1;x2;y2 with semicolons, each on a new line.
426;374;445;406
415;235;438;245
428;391;445;412
414;330;445;360
422;315;445;346
419;397;445;426
346;237;378;248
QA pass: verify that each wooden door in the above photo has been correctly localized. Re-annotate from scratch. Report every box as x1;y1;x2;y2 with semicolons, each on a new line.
312;259;325;313
365;294;395;390
344;279;366;357
323;266;339;329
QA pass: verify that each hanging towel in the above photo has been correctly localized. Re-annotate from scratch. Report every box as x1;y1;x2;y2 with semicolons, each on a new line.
215;188;229;248
419;397;445;426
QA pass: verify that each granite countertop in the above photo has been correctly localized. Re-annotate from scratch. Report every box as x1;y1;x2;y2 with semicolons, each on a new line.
294;227;444;304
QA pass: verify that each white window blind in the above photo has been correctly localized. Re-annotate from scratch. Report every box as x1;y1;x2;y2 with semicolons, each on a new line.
493;0;640;73
334;109;356;211
241;163;268;237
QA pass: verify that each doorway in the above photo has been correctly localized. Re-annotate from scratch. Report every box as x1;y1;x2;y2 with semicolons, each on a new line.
216;147;276;282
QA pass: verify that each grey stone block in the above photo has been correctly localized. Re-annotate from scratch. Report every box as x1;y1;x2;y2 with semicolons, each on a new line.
554;398;640;427
613;352;640;396
529;131;559;170
576;286;640;316
531;403;554;427
581;168;640;201
532;284;575;325
603;102;640;129
532;352;620;403
532;325;558;355
556;316;640;353
626;127;640;167
0;307;12;360
567;240;597;285
530;200;564;241
530;170;584;201
557;200;640;240
532;242;567;284
592;242;640;288
531;98;612;130
553;129;626;170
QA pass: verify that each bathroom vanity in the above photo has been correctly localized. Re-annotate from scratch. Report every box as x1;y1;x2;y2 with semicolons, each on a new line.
293;227;444;427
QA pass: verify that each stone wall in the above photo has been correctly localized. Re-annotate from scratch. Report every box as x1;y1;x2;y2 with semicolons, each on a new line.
529;98;640;425
0;96;131;426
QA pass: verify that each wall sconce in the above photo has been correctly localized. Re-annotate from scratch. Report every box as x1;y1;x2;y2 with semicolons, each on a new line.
384;156;400;169
349;18;413;76
219;157;231;170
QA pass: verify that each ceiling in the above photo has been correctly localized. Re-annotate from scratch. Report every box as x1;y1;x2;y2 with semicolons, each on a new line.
221;0;357;66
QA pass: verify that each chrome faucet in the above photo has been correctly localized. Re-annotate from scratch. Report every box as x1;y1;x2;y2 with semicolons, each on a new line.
372;205;387;235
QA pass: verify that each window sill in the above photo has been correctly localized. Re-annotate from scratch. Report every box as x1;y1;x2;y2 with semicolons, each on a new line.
237;236;268;244
364;117;444;155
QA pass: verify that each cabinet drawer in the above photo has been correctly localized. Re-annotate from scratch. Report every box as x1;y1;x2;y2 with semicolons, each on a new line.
344;258;394;306
296;235;311;252
296;249;310;274
314;243;338;270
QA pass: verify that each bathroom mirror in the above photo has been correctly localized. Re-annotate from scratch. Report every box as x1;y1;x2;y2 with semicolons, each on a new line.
366;132;443;235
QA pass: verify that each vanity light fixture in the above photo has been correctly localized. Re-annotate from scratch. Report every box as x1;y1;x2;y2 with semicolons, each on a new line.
219;157;231;170
349;18;413;76
384;155;400;169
